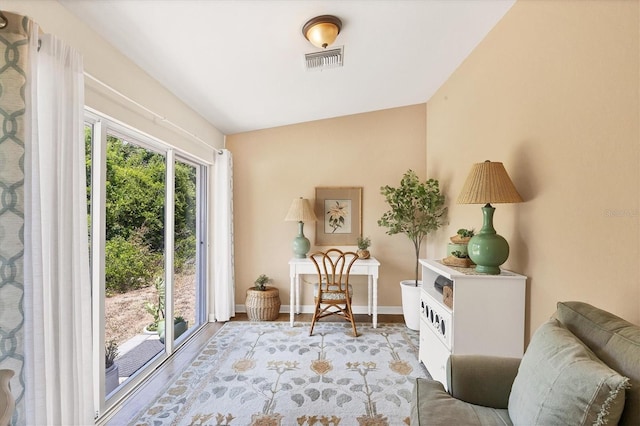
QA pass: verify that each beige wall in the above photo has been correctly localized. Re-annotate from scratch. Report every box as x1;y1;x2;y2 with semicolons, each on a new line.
13;0;638;336
426;0;639;340
227;105;427;312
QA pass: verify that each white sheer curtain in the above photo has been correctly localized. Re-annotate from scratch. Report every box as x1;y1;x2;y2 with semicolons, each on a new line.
23;26;94;425
213;149;235;321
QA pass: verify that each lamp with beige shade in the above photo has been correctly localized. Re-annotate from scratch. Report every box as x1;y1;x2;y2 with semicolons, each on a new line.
458;161;523;274
285;197;317;258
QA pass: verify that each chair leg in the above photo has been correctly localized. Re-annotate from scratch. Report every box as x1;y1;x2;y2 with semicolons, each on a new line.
309;298;322;336
346;298;358;337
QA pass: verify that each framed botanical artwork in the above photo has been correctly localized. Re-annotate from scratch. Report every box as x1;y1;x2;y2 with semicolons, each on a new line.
314;187;362;246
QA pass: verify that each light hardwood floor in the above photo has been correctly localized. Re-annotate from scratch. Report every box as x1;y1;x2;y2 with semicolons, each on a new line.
105;313;404;425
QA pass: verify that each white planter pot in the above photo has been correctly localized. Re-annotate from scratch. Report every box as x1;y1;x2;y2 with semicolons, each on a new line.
400;280;422;331
105;363;119;396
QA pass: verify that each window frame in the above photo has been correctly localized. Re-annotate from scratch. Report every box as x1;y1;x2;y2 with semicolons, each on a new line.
85;109;209;418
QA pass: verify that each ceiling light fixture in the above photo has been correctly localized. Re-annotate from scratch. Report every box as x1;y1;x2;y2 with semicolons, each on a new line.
302;15;342;49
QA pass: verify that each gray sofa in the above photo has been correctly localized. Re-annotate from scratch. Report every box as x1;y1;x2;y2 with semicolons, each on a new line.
411;301;640;425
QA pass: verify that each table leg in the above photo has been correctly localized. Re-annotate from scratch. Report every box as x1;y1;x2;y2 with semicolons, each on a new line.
290;275;295;327
367;276;372;316
296;274;301;314
373;276;378;328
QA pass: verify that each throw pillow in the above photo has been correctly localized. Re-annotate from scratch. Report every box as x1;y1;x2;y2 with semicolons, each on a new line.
508;319;630;426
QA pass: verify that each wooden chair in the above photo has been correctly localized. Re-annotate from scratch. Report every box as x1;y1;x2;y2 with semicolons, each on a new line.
309;249;359;337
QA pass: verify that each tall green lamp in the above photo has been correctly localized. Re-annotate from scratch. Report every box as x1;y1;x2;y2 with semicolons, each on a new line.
285;197;318;258
457;161;523;274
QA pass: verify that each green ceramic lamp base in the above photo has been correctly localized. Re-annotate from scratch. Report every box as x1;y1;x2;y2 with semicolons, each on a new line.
467;204;509;275
292;221;311;258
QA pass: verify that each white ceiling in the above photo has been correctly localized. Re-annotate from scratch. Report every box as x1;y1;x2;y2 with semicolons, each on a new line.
60;0;515;135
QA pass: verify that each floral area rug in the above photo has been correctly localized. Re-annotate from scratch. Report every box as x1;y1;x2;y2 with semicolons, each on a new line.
130;322;430;426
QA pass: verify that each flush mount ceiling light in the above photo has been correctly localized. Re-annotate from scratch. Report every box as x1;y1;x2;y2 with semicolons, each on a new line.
302;15;342;49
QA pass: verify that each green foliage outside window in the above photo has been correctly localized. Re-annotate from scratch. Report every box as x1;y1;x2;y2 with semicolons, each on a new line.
87;130;198;294
105;231;162;295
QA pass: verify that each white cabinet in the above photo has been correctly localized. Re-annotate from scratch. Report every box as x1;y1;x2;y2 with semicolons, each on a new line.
419;259;526;389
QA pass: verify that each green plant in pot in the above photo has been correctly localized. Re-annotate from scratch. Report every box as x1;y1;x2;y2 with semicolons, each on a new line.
458;228;474;238
143;276;165;333
378;170;446;330
159;315;189;344
246;274;281;321
254;274;272;291
105;340;119;395
356;236;371;259
451;250;469;259
145;277;189;342
451;228;474;244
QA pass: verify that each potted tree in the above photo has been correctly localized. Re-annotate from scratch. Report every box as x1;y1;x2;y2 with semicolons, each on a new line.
378;170;446;330
105;340;119;395
245;274;281;321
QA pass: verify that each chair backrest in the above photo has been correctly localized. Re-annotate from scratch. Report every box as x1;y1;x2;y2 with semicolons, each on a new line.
309;249;359;294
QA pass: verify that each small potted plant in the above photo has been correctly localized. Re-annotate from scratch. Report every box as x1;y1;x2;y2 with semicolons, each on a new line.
246;274;281;321
447;228;473;261
357;236;371;259
105;340;119;395
143;276;165;333
444;250;473;268
159;315;189;343
450;228;474;244
254;274;271;291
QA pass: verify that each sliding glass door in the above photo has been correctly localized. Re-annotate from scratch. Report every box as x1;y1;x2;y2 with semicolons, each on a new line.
85;111;208;417
173;157;206;344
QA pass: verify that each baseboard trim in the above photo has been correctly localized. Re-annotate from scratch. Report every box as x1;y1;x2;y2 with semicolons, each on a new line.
234;304;403;315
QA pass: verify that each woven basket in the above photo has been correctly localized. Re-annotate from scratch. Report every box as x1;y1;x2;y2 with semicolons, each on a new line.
449;235;471;244
357;249;370;259
443;286;453;309
442;255;473;268
246;287;281;321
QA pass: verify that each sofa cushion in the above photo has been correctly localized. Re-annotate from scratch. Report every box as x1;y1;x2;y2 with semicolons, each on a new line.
411;378;512;426
508;319;629;426
447;355;521;409
556;301;640;425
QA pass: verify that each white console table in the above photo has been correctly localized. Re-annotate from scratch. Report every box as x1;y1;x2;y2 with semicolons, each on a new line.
419;259;526;389
288;256;381;328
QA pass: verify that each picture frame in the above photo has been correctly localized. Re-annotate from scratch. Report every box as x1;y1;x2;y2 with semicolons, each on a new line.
314;187;362;246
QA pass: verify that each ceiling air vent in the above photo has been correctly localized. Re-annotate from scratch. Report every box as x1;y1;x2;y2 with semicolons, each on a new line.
305;46;343;71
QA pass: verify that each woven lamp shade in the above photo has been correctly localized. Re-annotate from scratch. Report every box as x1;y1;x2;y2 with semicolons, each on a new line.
284;197;317;222
457;161;523;204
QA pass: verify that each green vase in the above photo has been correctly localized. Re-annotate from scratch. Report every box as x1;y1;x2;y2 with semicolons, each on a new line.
291;221;310;258
467;205;509;275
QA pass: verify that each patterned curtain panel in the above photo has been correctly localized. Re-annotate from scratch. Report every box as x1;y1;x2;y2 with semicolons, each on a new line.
0;12;92;425
0;12;28;425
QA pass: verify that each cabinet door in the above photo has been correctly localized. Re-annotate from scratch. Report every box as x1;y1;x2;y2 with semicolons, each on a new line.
420;287;452;349
419;319;450;390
